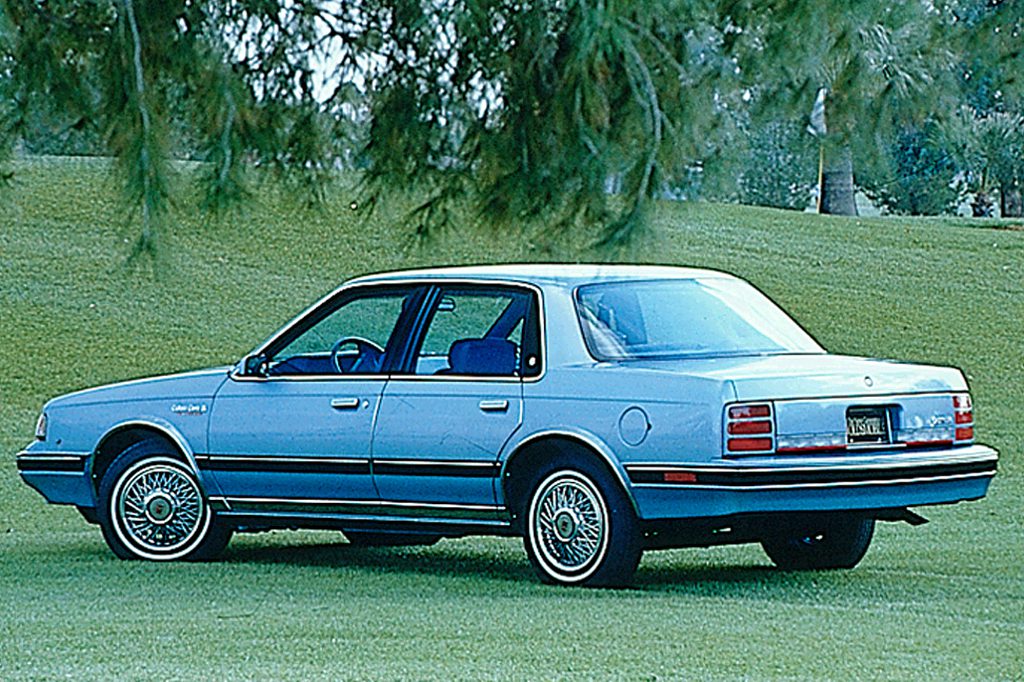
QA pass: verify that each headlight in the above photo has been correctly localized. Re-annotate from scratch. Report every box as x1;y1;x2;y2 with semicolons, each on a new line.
35;412;47;441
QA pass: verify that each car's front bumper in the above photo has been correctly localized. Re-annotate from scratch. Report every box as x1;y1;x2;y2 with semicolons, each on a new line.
624;444;998;520
16;450;95;507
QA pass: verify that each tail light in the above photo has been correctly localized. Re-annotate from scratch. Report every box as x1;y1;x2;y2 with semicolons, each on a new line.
726;403;774;454
953;393;974;443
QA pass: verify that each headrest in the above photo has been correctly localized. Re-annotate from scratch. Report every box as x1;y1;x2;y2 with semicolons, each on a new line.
448;338;517;376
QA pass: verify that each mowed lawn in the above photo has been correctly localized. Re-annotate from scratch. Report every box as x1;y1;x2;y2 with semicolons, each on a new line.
1;157;1021;680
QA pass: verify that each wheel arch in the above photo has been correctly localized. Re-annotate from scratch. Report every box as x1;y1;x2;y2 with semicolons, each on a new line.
91;419;203;496
499;430;639;531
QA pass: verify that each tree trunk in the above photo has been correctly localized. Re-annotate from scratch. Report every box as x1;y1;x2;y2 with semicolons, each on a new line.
972;191;994;217
1000;182;1023;218
819;142;858;216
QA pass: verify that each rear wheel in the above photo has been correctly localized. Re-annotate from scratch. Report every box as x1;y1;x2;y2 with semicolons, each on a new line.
97;441;232;561
522;457;641;587
761;514;874;570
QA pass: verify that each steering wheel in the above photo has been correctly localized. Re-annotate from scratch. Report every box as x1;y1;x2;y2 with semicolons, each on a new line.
329;336;385;374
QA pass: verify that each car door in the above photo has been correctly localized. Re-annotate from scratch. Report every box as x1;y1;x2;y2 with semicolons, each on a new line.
205;285;426;513
371;284;542;517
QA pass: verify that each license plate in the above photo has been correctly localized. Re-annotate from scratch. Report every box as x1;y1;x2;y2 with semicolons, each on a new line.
846;406;891;446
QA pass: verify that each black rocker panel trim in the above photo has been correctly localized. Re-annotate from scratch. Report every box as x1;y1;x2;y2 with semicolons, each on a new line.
195;455;370;476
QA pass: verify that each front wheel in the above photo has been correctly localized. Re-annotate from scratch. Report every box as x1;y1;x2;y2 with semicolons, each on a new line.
523;459;641;587
98;442;232;561
761;514;874;570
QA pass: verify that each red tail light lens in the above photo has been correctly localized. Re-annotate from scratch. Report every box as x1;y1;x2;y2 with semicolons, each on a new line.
728;437;774;452
728;420;772;435
953;394;972;409
726;403;774;454
952;393;974;443
729;404;771;419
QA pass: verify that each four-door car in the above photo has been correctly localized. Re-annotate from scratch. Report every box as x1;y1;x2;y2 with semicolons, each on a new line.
18;264;998;586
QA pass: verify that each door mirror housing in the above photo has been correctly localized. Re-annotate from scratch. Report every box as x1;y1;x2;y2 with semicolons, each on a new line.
242;354;269;377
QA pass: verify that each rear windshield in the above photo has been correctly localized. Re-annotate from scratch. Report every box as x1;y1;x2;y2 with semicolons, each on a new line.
575;278;823;360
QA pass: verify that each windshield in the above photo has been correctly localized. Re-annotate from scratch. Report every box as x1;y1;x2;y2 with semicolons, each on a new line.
575;278;823;360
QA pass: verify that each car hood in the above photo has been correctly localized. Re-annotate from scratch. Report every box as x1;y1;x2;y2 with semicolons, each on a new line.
616;353;966;401
45;367;233;410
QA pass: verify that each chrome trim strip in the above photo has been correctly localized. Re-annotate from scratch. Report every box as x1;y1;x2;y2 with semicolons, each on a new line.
232;277;548;384
631;470;995;491
625;448;999;475
216;510;510;527
16;452;90;473
16;453;89;461
209;495;232;511
197;455;368;466
220;496;504;512
771;390;971;405
374;459;498;469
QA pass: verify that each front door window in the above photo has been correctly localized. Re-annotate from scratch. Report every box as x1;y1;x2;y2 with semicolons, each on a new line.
268;288;417;376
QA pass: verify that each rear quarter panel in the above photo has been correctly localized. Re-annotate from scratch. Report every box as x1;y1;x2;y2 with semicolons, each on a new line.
514;365;735;469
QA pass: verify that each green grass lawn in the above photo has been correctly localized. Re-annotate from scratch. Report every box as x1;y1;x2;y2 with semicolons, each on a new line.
1;157;1021;680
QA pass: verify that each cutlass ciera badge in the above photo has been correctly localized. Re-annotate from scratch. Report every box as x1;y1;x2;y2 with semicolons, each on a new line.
170;403;208;416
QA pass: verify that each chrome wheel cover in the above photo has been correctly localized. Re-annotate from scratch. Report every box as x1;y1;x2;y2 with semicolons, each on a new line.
530;471;608;581
111;459;208;559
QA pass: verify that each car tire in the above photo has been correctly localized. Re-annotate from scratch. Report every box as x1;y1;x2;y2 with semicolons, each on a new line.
97;441;232;561
343;530;442;547
761;514;874;570
522;457;641;587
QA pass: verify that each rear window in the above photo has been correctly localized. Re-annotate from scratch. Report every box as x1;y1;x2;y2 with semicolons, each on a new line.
575;278;823;360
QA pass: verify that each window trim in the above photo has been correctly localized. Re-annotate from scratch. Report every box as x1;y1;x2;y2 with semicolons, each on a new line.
572;277;825;363
399;283;544;381
232;278;547;384
232;283;428;382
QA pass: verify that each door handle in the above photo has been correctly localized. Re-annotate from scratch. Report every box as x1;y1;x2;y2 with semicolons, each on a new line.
331;397;361;410
478;399;509;413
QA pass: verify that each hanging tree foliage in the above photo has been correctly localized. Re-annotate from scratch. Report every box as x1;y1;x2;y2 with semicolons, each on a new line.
2;1;1019;256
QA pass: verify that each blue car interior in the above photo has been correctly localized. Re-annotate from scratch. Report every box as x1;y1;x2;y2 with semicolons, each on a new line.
438;338;518;376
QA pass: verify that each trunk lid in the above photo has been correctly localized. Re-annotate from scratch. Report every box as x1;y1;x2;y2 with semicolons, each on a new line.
622;353;969;454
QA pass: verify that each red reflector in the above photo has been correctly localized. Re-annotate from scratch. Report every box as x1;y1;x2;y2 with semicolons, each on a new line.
728;437;773;452
728;420;772;435
955;426;974;441
953;394;972;409
729;404;770;419
664;471;698;483
954;411;973;424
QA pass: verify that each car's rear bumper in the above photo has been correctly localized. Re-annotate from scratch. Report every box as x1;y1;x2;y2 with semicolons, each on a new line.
16;450;95;507
624;444;998;520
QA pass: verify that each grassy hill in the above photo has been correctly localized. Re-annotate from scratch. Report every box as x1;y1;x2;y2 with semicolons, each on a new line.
1;157;1021;680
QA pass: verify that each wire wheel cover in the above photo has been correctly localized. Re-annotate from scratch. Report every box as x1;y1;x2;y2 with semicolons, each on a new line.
116;463;204;553
534;474;606;573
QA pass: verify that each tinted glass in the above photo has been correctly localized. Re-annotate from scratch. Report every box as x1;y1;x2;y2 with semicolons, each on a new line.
413;288;534;377
269;290;414;375
576;278;822;360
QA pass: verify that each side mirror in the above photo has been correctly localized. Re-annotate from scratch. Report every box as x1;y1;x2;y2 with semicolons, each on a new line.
242;354;269;377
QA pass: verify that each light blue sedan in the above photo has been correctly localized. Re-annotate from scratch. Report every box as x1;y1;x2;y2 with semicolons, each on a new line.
18;265;998;586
